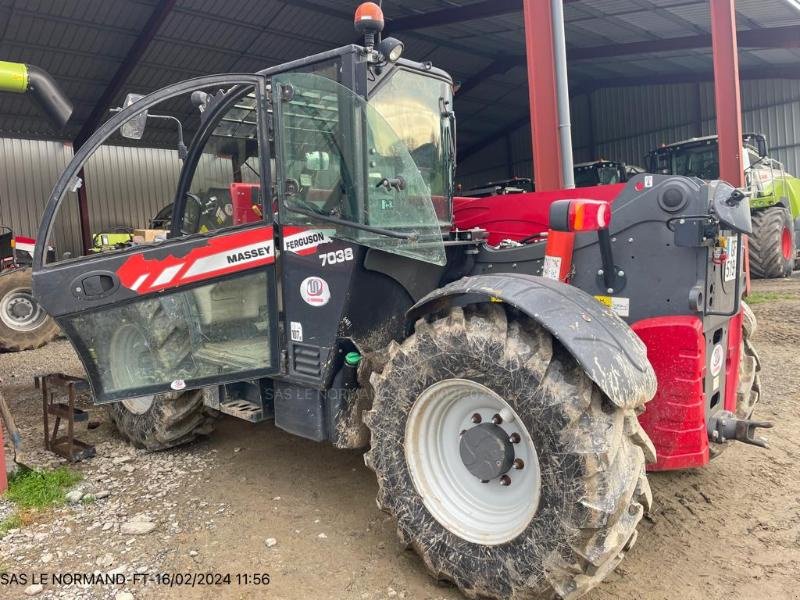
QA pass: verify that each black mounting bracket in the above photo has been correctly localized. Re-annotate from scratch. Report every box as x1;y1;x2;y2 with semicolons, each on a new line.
595;229;627;294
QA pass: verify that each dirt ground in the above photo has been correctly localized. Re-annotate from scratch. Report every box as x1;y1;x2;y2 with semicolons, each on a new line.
0;274;798;600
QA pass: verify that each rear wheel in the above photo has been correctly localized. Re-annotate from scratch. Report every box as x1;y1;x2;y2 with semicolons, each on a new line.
749;206;794;278
365;304;655;599
0;268;59;352
102;299;217;451
736;301;761;420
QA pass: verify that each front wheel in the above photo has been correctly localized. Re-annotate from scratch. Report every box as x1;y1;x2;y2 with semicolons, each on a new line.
365;304;655;599
749;206;795;278
0;268;59;352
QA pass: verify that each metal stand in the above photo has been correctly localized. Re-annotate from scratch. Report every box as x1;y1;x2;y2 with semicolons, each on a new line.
37;373;95;462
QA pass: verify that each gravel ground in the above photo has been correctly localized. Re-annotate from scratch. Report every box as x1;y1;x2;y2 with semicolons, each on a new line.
0;273;798;600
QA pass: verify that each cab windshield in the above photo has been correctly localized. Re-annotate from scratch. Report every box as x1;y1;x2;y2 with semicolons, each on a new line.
662;145;720;180
370;69;454;225
275;72;446;266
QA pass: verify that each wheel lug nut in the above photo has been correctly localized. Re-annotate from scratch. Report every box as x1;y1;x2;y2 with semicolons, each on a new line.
500;475;511;486
509;433;521;444
513;458;525;470
471;413;482;424
491;414;502;424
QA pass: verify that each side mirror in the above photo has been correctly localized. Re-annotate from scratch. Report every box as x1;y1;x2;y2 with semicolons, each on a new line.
120;93;147;140
305;151;330;171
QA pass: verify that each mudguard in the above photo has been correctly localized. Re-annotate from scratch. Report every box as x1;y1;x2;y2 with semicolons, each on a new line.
408;274;657;409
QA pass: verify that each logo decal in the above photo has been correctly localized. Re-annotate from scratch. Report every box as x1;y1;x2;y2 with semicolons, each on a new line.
117;226;275;294
710;344;724;377
282;227;335;255
300;276;330;307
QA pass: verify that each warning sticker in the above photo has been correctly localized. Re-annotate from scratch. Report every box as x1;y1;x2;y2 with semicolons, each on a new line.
542;255;562;280
290;321;303;342
724;236;738;282
594;295;630;318
644;175;653;188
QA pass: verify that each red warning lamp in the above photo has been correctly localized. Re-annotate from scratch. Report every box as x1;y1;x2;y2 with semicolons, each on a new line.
549;199;611;232
355;2;385;48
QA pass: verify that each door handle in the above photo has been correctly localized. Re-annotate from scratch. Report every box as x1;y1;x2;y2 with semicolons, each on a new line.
71;271;119;299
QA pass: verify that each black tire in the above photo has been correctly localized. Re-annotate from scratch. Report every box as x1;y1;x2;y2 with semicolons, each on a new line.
105;389;218;451
0;268;59;352
736;301;761;420
365;304;655;600
102;296;217;451
749;206;795;279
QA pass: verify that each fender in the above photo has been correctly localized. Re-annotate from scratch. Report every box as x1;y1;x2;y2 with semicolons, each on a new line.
408;274;656;409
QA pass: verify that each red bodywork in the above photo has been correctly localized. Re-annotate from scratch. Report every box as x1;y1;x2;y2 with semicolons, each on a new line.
454;185;624;245
454;185;743;471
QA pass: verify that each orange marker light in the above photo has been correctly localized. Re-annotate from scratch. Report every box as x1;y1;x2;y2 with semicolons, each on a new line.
354;2;384;28
549;199;611;233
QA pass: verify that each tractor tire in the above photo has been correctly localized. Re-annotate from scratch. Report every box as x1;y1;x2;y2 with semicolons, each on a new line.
749;206;795;279
0;268;59;352
736;301;761;420
365;304;655;600
102;296;217;451
105;390;217;451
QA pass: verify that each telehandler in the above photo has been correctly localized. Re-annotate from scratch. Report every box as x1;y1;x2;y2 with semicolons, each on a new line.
32;4;766;598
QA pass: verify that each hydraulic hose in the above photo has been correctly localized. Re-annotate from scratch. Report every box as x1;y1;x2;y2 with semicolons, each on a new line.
0;61;73;127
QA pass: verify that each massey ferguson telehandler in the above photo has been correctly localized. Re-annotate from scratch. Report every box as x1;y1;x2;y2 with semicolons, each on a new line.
0;60;71;351
31;4;767;598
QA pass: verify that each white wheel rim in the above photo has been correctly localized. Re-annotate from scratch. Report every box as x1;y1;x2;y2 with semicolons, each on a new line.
404;378;541;545
121;395;155;415
110;323;156;414
0;288;48;332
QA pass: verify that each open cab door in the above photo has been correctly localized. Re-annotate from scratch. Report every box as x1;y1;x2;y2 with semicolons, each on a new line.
33;74;279;403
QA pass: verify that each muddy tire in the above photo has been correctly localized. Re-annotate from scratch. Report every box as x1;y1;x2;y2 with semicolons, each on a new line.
0;268;59;352
105;390;217;451
736;301;761;419
365;304;655;600
103;296;217;451
749;206;794;279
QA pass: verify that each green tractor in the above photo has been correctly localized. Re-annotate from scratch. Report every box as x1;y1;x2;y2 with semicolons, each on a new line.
647;133;800;278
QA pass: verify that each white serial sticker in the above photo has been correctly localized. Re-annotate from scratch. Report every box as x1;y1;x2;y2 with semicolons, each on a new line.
290;321;303;342
182;241;273;279
542;255;562;280
283;229;335;254
300;276;331;307
594;295;630;317
710;344;724;376
724;236;738;282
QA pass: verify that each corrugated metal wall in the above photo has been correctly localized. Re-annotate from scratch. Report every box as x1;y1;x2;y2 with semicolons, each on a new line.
0;139;234;257
1;78;798;240
457;78;800;190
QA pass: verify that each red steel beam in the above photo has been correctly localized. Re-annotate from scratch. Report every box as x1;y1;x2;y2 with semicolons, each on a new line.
523;0;562;192
710;0;744;188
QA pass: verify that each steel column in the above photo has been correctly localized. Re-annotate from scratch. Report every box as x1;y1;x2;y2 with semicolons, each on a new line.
522;0;562;192
710;0;744;187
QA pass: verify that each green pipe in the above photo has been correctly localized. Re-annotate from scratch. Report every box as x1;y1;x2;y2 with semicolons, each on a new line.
0;60;28;94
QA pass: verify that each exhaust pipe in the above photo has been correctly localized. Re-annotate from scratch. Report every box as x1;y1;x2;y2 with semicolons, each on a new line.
0;61;73;128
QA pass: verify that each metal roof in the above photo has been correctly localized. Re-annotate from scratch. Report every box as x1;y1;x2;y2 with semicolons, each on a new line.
1;0;799;154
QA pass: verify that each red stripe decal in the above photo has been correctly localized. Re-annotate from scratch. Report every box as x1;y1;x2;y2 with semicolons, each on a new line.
116;226;275;294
